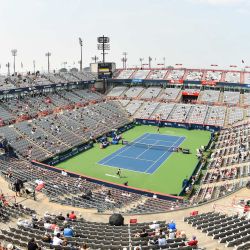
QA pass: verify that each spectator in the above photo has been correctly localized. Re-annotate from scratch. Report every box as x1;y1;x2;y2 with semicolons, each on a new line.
44;211;51;219
135;228;148;238
17;218;32;228
187;236;198;247
134;247;141;250
63;225;74;237
168;229;175;239
158;235;166;246
65;213;70;222
56;212;65;221
13;179;22;197
69;211;76;220
50;221;57;230
149;221;159;230
168;220;176;230
44;220;51;230
6;244;14;250
54;226;63;236
148;236;158;246
52;233;63;246
27;238;39;250
80;243;89;250
42;233;52;243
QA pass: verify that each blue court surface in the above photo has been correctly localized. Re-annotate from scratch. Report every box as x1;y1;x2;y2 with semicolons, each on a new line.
98;133;185;174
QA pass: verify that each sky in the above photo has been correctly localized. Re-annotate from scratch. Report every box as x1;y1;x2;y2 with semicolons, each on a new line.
0;0;249;74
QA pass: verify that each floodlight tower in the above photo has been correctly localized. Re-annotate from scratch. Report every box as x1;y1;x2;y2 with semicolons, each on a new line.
11;49;17;74
122;52;128;69
45;52;51;73
148;56;152;68
79;37;83;71
91;55;99;63
6;62;10;76
33;60;36;74
97;36;110;63
139;58;144;68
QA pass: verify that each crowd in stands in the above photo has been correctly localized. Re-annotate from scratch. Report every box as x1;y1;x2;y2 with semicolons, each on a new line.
0;206;200;250
114;68;250;84
0;71;96;92
193;123;250;203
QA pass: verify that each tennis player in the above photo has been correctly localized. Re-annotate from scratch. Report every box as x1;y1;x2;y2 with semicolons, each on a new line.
116;168;121;178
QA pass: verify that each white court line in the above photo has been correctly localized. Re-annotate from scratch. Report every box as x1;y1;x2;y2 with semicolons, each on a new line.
99;133;150;165
119;154;155;163
136;136;185;161
135;139;161;159
99;162;152;175
105;174;119;178
144;136;186;174
141;138;183;144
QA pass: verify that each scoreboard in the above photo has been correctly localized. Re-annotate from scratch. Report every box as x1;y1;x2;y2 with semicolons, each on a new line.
98;62;115;79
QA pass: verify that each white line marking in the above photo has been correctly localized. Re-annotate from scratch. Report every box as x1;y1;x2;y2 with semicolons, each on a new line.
99;133;150;165
145;136;186;174
105;174;119;178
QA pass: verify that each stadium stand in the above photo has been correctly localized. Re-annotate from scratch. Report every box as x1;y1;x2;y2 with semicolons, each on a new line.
0;69;250;250
116;69;135;79
225;72;241;83
139;87;161;99
107;86;128;97
123;87;145;98
147;69;168;80
158;87;181;101
167;70;185;81
186;70;203;81
131;70;150;80
223;91;240;105
204;70;222;82
184;211;250;248
199;89;220;104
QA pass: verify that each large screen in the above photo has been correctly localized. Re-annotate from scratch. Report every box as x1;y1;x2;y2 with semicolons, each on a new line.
98;63;113;79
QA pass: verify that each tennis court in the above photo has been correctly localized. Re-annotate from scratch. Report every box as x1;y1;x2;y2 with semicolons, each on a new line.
98;133;185;174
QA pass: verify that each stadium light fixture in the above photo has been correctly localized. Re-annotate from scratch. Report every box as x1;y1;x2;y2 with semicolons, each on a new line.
122;52;128;69
97;36;110;63
79;37;83;72
139;58;144;68
33;60;36;74
45;52;51;73
6;62;10;76
148;57;152;68
91;55;99;63
11;49;17;74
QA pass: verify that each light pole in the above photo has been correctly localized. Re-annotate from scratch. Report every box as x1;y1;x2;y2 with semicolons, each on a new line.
163;57;166;68
123;52;128;69
97;36;110;63
121;57;125;69
79;37;83;72
148;56;152;68
6;62;10;76
45;52;51;73
91;56;99;63
33;60;36;74
139;58;144;68
11;49;17;75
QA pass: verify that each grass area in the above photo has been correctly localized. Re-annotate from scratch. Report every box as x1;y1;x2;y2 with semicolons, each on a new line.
56;125;211;195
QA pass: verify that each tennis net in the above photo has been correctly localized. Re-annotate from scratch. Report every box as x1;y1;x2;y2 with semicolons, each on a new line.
126;141;176;151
